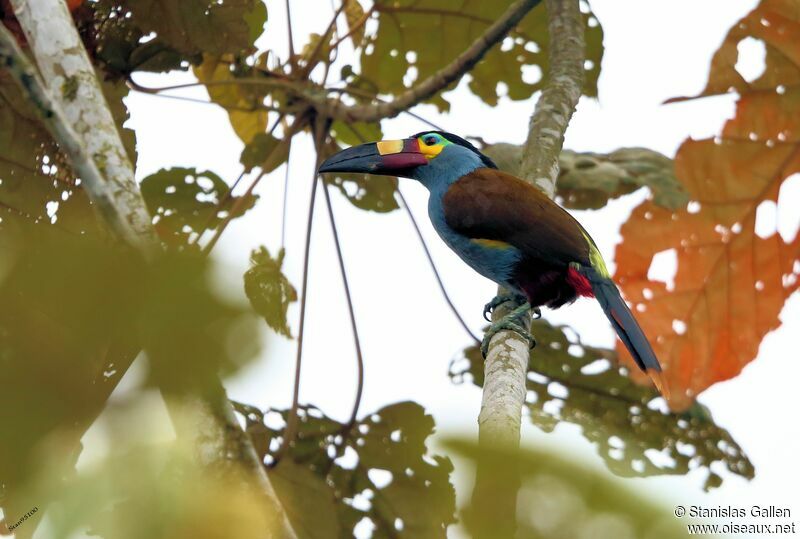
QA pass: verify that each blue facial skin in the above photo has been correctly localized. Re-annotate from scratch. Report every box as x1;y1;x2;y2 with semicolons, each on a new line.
409;143;523;289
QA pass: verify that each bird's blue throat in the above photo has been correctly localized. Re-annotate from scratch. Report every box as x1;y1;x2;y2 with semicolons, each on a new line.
411;145;523;289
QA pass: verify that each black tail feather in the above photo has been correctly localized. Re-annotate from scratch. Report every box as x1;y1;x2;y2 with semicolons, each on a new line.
578;266;668;397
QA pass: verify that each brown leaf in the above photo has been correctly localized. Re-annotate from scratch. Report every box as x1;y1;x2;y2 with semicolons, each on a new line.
666;0;800;102
616;0;800;410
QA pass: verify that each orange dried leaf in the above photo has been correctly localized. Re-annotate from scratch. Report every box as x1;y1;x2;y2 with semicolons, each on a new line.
616;0;800;410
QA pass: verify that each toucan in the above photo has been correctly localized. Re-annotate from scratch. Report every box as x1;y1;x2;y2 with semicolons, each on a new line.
318;131;667;396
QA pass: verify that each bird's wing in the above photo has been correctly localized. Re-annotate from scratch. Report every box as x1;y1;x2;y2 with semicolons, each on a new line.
442;168;591;267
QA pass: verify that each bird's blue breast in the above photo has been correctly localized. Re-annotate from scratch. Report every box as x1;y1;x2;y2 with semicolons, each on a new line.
427;186;522;288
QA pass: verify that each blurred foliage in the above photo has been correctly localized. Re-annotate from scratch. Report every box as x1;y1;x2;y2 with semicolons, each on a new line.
447;439;686;539
0;228;261;534
450;318;754;490
28;438;286;539
360;0;603;109
232;401;456;538
615;0;800;409
483;143;689;210
244;246;297;337
140;167;256;246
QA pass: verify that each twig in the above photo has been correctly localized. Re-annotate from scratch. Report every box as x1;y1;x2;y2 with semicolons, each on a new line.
326;86;446;130
285;0;297;70
471;0;584;536
328;5;375;51
319;156;365;431
396;188;480;344
299;2;345;78
280;141;293;249
201;118;304;255
271;116;330;466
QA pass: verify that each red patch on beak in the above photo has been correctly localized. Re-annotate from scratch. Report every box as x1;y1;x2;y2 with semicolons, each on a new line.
381;152;428;169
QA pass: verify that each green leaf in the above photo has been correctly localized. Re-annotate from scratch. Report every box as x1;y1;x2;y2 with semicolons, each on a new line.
268;461;339;539
238;402;457;538
86;1;189;74
359;1;604;109
343;0;367;48
450;319;754;490
124;0;267;57
140;167;256;246
240;133;290;173
243;247;297;338
330;120;382;147
482;144;690;210
195;55;269;144
320;140;399;213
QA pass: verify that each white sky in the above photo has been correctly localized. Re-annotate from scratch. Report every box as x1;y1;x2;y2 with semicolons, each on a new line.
64;1;800;538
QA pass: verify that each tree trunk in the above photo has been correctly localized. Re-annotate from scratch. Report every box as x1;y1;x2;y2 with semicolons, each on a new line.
470;1;585;537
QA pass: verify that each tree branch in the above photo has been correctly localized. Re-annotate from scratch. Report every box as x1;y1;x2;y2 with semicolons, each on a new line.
471;0;585;536
8;0;158;250
0;24;146;250
314;0;543;122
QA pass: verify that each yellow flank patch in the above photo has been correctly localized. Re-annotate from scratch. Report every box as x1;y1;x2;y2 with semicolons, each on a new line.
376;140;404;155
473;238;511;249
580;230;611;278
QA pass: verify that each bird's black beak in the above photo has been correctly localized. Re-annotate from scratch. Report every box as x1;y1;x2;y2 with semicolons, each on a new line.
318;138;428;178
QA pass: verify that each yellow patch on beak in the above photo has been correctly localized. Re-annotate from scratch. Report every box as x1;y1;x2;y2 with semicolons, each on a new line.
376;140;404;155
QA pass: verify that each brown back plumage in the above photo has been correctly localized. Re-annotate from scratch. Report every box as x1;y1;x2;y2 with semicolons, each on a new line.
442;168;591;267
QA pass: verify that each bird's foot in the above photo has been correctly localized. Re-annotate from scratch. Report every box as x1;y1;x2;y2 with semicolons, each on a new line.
483;293;528;322
480;302;536;357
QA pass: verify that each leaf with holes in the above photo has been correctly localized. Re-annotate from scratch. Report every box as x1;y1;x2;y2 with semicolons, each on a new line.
243;247;297;338
358;0;603;110
666;0;800;102
483;144;689;210
615;0;800;410
450;319;753;490
239;402;456;538
140;167;256;246
240;133;291;173
124;0;266;57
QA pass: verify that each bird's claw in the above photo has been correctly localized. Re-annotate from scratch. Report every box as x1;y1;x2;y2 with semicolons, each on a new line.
481;320;537;357
482;293;527;322
481;301;536;357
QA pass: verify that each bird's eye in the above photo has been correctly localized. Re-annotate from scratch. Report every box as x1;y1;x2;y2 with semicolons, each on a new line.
423;135;438;146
